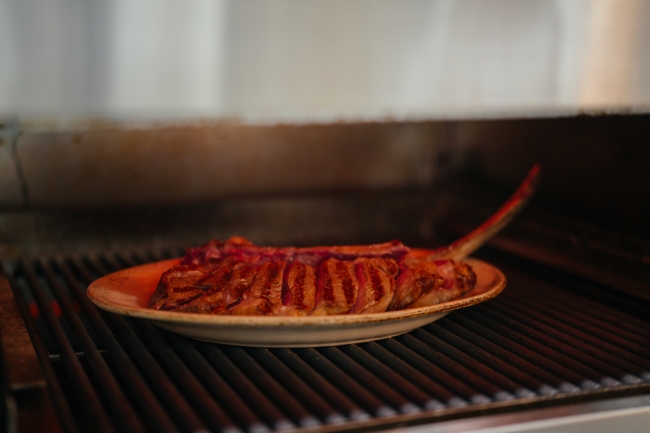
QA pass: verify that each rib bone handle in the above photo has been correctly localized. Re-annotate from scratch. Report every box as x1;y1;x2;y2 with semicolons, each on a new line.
428;164;541;260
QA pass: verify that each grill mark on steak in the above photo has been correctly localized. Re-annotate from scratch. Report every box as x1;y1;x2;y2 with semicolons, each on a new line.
280;261;317;316
147;260;229;310
336;260;355;305
292;264;306;309
282;262;307;308
320;260;334;303
349;258;397;314
228;260;286;316
311;258;358;315
369;266;384;303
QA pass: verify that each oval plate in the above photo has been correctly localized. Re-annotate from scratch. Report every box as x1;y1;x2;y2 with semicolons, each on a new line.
86;253;505;347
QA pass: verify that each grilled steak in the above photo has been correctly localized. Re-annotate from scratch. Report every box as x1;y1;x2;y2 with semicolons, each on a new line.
149;166;536;316
147;237;476;315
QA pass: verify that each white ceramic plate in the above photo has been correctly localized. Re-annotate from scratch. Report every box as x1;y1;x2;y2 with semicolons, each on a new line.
86;252;506;347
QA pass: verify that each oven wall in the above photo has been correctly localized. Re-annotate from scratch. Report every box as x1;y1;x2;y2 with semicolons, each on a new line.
0;122;444;209
2;113;649;229
447;114;650;241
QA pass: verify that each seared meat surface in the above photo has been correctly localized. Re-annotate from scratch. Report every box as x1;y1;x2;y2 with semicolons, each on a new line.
147;237;476;315
147;264;209;311
173;258;256;314
181;237;410;267
409;260;476;308
279;261;317;316
227;260;287;316
311;258;359;315
350;258;399;314
389;258;444;311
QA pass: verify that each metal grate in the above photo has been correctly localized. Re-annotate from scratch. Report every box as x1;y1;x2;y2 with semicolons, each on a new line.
4;246;650;433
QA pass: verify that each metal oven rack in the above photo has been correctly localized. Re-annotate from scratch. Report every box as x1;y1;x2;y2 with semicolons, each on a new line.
2;242;649;433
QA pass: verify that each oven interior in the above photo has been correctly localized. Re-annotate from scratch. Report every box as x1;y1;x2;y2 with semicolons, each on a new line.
0;114;649;432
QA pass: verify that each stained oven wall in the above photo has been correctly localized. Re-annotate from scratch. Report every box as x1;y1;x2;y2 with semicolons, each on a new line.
448;114;650;241
0;122;444;209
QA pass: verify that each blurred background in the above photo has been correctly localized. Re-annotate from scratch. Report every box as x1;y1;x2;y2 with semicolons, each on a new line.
0;0;649;246
2;0;650;122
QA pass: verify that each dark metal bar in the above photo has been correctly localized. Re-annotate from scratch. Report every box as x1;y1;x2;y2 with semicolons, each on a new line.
138;250;166;263
441;314;602;392
102;313;208;433
458;307;600;391
5;269;75;433
20;260;117;433
359;341;462;408
496;248;650;311
420;316;540;397
57;257;179;433
100;253;128;273
247;348;346;425
82;255;111;279
120;250;147;267
319;346;419;414
0;265;45;390
475;245;650;317
271;348;370;422
399;333;506;402
160;246;185;260
379;338;490;405
506;274;650;337
499;293;650;373
196;342;296;431
135;321;242;433
340;344;445;410
222;346;321;428
296;348;397;418
501;292;650;362
480;301;649;383
166;334;270;433
39;259;147;433
436;315;571;395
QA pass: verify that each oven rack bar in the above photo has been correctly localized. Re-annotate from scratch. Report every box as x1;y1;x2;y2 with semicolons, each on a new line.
3;246;650;433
